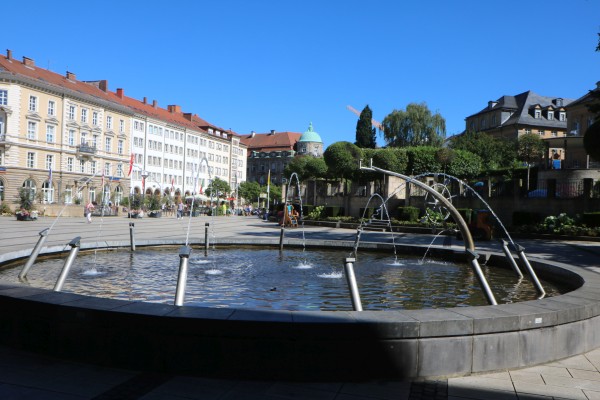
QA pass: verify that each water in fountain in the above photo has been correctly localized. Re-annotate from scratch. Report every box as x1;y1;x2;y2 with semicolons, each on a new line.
285;172;309;267
353;193;400;265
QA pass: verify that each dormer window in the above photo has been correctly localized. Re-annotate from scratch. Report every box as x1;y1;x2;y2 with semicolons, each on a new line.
534;109;541;119
547;112;554;120
559;112;566;121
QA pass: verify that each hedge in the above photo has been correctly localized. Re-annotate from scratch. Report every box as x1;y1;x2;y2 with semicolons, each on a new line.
397;206;420;222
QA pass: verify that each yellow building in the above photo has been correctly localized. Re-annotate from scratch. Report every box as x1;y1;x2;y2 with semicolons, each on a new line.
0;50;133;213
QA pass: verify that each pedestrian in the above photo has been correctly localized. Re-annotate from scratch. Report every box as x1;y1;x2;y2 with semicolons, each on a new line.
177;200;184;219
85;201;95;223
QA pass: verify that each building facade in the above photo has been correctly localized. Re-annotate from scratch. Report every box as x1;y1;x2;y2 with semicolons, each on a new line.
0;50;246;212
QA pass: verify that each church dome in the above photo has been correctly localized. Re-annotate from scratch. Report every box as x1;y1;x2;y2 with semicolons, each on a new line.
298;122;323;143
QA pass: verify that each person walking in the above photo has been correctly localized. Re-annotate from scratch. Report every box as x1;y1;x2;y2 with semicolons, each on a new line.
85;201;95;223
177;200;184;219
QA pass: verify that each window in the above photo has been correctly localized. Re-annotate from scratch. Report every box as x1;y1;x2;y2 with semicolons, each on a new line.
81;131;88;145
559;112;566;121
551;130;558;137
68;105;76;120
104;162;111;176
28;95;37;112
116;164;123;177
27;121;37;140
27;152;35;168
106;115;113;129
117;140;123;155
67;157;74;172
79;159;85;173
64;186;73;204
119;119;124;132
46;125;55;143
42;179;54;204
548;112;554;120
48;101;55;116
68;129;75;146
91;161;97;174
45;155;53;171
0;89;7;105
105;137;111;153
534;110;541;119
92;111;98;126
92;135;99;148
538;130;544;136
81;108;88;123
23;179;36;201
524;128;532;135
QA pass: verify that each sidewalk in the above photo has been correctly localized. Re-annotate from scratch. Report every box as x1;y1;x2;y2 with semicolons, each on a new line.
1;215;600;399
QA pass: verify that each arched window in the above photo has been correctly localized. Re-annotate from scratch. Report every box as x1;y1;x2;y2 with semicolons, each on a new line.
114;186;123;205
22;179;36;201
42;180;54;204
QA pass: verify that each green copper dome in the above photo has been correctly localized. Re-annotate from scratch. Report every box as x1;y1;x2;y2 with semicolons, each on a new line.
298;122;323;143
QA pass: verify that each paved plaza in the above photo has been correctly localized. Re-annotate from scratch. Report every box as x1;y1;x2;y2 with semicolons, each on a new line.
1;214;600;399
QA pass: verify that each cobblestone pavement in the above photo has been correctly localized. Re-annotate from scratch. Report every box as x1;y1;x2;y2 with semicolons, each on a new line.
2;215;600;399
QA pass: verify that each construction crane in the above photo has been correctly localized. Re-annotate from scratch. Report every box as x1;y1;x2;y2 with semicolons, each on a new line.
346;105;384;132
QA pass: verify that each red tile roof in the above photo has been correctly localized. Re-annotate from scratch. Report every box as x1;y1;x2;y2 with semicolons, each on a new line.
240;131;302;152
0;51;240;138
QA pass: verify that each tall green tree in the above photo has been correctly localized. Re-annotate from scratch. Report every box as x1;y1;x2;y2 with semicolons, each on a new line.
354;105;377;148
323;141;363;194
382;102;446;147
518;133;546;191
584;121;600;161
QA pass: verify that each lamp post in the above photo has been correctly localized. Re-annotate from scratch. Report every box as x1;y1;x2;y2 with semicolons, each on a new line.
141;170;149;211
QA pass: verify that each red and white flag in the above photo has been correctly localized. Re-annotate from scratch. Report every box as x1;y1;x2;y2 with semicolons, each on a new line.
171;177;174;193
128;153;134;176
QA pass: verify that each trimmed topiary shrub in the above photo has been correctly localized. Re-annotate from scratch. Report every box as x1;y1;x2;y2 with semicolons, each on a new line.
581;212;600;227
512;211;543;226
397;206;420;222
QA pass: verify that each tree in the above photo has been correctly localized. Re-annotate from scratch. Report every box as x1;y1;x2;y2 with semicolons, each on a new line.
238;181;262;204
517;133;546;191
382;102;446;147
449;130;517;171
354;105;377;148
205;177;230;198
323;142;363;182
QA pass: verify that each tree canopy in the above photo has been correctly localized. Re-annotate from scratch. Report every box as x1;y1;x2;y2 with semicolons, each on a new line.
238;181;262;203
449;130;516;171
323;141;363;181
205;177;231;198
354;105;377;148
382;102;446;148
284;156;327;180
584;120;600;161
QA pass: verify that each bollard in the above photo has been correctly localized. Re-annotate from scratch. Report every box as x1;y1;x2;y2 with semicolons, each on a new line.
129;222;136;252
343;257;363;311
500;240;523;278
175;246;192;306
466;249;497;305
53;236;81;292
513;244;546;297
19;228;49;280
204;223;210;256
279;227;285;252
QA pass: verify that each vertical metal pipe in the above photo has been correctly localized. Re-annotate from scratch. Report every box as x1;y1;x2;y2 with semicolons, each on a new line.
204;223;210;256
500;240;523;278
129;222;136;252
175;246;192;306
19;228;49;280
279;227;285;252
466;249;497;305
343;257;363;311
514;244;546;297
53;237;81;292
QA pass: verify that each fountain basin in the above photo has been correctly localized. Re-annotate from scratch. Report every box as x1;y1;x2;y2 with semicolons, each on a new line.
0;238;598;380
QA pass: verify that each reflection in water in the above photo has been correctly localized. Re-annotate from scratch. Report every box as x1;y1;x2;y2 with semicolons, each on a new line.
0;247;565;311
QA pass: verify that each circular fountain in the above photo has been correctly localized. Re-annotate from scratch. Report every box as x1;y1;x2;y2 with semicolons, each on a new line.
1;167;599;380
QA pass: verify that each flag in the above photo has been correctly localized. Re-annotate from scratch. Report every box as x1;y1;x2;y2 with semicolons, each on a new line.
48;166;52;187
199;179;204;194
142;176;145;193
171;177;174;193
267;169;271;194
128;153;134;176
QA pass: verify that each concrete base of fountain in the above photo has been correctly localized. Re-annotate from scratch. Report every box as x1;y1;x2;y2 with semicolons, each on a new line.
0;242;598;381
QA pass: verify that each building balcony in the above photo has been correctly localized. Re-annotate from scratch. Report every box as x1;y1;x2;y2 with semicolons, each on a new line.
0;133;11;149
76;144;97;159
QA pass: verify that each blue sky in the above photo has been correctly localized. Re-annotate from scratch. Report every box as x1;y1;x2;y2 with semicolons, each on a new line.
3;1;598;147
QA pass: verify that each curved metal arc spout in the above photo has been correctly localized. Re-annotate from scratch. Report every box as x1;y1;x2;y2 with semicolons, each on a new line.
363;165;475;252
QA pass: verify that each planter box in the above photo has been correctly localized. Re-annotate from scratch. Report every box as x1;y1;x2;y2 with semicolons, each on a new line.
148;211;162;218
16;214;35;221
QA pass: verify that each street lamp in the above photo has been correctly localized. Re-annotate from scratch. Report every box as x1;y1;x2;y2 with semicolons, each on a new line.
141;170;149;211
